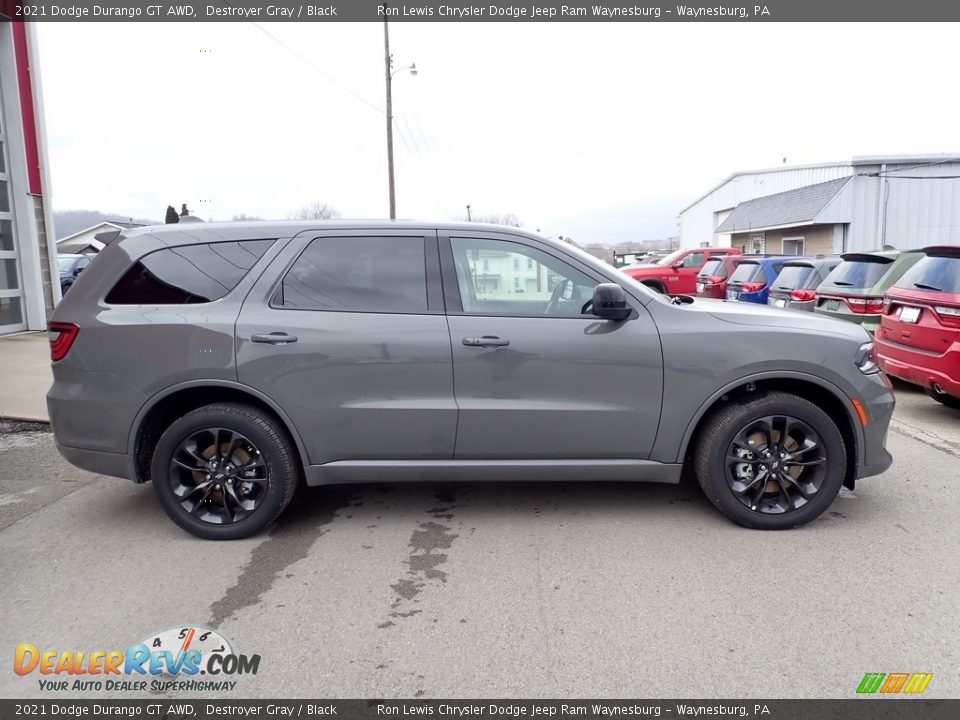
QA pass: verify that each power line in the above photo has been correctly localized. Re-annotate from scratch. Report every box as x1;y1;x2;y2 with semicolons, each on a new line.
248;22;385;116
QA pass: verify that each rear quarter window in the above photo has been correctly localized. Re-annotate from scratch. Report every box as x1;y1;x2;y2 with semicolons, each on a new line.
896;255;960;293
105;240;276;304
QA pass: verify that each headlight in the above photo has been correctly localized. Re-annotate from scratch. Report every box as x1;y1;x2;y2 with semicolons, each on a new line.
855;341;880;374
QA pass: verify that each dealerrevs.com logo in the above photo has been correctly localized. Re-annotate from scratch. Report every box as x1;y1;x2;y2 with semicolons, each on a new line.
14;626;260;693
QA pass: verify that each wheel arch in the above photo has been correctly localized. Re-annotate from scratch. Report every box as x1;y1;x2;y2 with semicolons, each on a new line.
679;373;863;490
128;381;309;484
640;279;667;294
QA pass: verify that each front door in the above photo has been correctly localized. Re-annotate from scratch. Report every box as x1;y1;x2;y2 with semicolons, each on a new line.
236;230;456;465
441;231;663;460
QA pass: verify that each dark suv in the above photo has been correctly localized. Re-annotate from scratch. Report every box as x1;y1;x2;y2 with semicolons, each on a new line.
48;222;894;539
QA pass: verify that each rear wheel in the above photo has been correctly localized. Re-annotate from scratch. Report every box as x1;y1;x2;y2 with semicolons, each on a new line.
925;388;960;409
694;392;846;529
151;403;300;540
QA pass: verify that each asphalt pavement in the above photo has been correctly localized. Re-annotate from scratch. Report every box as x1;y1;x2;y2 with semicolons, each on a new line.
0;384;957;699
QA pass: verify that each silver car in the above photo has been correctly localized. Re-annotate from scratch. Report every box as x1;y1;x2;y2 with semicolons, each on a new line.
767;256;842;312
47;222;894;539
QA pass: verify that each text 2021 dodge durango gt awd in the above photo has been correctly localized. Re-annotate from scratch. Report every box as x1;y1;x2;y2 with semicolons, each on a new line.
47;221;894;539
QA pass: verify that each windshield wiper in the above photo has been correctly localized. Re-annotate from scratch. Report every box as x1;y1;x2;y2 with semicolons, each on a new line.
914;282;942;291
832;281;855;286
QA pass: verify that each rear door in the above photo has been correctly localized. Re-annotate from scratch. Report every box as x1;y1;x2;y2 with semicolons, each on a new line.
440;230;663;460
236;229;456;465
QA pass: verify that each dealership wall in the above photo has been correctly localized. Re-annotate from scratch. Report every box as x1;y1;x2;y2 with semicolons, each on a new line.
679;156;960;254
0;15;58;335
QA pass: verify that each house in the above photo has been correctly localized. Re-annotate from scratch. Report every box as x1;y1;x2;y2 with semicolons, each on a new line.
679;154;960;254
56;220;148;255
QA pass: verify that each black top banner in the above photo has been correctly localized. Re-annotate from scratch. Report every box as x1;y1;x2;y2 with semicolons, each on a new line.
1;700;960;720
5;0;960;22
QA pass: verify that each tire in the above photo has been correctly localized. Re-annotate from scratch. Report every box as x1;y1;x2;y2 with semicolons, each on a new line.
642;281;666;294
694;391;847;530
925;388;960;409
151;403;300;540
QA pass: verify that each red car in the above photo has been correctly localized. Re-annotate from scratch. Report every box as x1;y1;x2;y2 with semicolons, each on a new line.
875;246;960;408
695;255;750;299
621;247;742;295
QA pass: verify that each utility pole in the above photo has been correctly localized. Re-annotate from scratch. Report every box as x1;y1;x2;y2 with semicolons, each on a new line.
383;5;396;219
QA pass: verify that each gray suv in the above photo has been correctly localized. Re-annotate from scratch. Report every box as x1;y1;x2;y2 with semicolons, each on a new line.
47;222;894;539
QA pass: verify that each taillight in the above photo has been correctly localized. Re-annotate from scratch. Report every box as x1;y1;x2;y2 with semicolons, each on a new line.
845;296;885;314
790;289;817;302
705;275;725;285
934;305;960;327
741;282;766;293
48;322;79;362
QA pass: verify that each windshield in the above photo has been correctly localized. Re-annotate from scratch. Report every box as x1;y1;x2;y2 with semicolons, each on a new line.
698;259;725;279
657;250;686;267
895;255;960;293
773;265;815;290
729;262;764;284
822;258;892;289
57;257;77;272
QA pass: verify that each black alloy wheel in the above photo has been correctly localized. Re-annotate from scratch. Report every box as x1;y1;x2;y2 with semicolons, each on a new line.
151;403;299;540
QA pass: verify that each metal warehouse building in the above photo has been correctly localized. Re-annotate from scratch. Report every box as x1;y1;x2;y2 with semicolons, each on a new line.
679;155;960;255
0;10;57;337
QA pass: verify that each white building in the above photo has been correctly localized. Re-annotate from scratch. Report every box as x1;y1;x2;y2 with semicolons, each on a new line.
679;154;960;256
57;221;146;255
0;11;57;336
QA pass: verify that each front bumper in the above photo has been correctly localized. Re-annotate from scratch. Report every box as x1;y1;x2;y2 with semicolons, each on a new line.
856;371;896;480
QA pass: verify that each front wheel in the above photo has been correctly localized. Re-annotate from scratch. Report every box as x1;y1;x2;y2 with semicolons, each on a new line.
694;392;847;529
151;403;300;540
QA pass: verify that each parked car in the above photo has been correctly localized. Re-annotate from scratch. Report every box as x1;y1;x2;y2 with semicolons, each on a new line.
47;221;893;539
767;256;842;311
621;247;742;295
875;246;960;408
814;249;924;334
696;255;751;299
726;256;804;305
57;253;91;295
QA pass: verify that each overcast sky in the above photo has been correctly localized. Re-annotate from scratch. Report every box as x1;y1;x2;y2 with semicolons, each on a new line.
37;21;960;245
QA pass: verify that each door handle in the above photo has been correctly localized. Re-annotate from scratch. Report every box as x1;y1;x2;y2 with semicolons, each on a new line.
462;336;510;348
251;332;298;345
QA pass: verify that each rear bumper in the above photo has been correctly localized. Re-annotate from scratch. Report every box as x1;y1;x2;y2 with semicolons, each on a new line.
768;298;815;312
55;441;132;480
875;337;960;397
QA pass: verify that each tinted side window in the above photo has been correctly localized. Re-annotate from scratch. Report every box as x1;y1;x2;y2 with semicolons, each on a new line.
106;240;275;304
275;236;427;313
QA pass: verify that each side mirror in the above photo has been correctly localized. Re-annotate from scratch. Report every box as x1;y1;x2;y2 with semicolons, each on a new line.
672;262;684;270
591;283;631;321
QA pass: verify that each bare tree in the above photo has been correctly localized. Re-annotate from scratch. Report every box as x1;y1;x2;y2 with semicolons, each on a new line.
231;214;264;222
288;202;341;220
456;212;522;227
